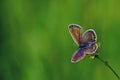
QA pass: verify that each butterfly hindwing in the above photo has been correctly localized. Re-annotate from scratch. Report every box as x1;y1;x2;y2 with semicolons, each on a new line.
84;43;98;54
68;24;82;46
71;48;85;62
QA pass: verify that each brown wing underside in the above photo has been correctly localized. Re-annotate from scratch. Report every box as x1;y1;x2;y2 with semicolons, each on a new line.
68;24;82;46
82;29;97;44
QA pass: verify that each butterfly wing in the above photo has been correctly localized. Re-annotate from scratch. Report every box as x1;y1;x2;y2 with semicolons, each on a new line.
68;24;82;46
82;29;97;44
84;43;98;54
71;48;85;62
82;29;98;54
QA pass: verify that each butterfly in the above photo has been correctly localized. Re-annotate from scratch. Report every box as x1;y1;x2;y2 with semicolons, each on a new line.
68;24;98;62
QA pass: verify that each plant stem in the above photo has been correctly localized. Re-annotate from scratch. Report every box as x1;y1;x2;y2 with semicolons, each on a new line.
95;55;120;80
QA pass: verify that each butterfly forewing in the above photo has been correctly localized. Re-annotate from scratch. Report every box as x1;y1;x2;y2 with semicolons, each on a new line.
68;24;82;46
71;48;85;62
82;29;97;44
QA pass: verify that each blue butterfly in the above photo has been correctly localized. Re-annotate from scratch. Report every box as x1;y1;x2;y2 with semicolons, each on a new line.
68;24;98;62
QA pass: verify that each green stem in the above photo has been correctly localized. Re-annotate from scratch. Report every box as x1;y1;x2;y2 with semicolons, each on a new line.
95;55;120;80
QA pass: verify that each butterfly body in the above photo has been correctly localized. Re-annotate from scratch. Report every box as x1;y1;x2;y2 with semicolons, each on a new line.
68;24;98;62
79;42;93;49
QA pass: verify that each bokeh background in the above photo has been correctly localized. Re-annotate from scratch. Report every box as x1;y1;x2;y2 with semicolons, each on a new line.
0;0;120;80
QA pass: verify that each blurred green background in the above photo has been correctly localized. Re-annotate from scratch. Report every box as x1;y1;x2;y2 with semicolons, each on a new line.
0;0;120;80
